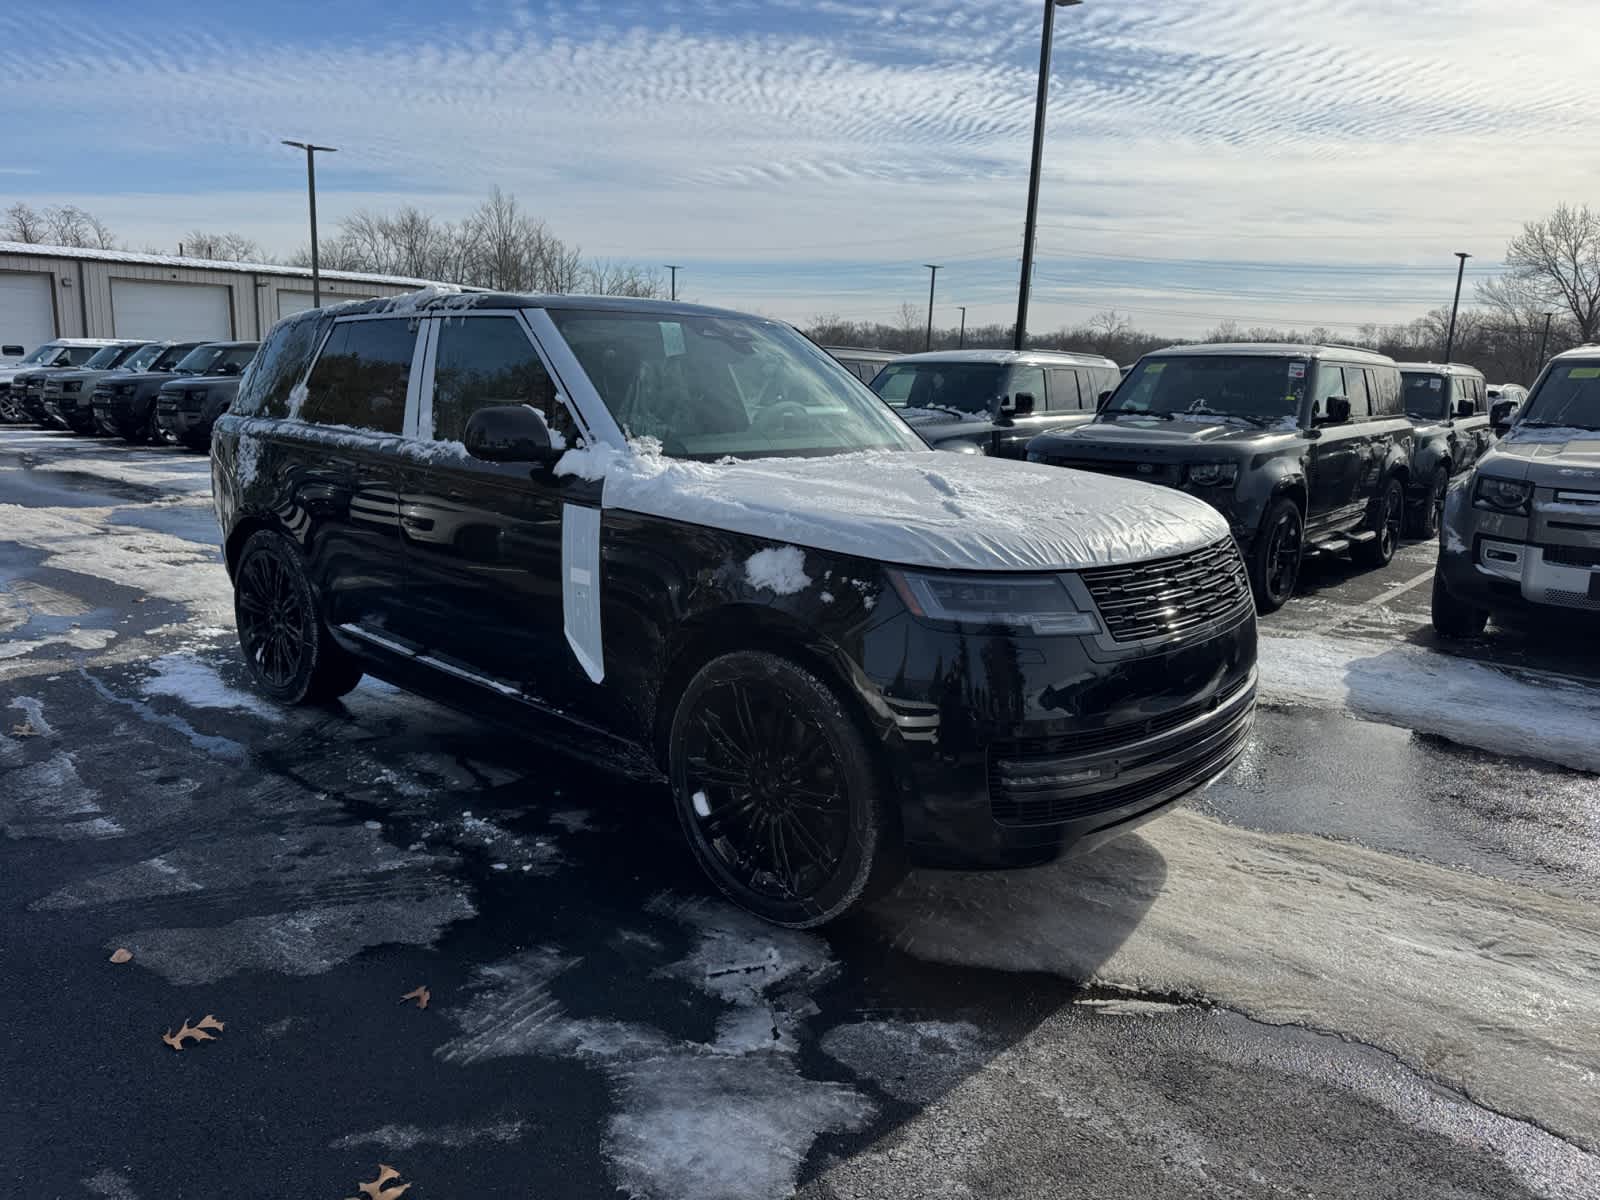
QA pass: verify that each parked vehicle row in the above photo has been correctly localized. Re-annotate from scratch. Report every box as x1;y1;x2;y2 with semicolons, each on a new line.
0;335;258;449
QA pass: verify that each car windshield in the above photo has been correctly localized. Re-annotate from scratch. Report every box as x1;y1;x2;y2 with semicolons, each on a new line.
1401;371;1449;419
15;345;60;365
546;309;923;461
150;345;194;371
870;362;1008;416
175;345;255;375
122;344;166;372
82;346;129;369
1103;355;1303;424
1519;362;1600;430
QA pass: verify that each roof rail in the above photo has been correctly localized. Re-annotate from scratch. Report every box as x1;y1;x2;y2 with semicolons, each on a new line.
1320;343;1382;355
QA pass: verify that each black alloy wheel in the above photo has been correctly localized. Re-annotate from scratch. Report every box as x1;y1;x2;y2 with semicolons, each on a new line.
1356;477;1405;567
233;529;362;704
669;650;899;927
1249;497;1303;614
1407;465;1449;540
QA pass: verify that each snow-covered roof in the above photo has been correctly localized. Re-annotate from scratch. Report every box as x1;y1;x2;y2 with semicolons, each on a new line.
0;241;450;289
889;348;1119;367
1149;342;1396;363
1396;361;1483;375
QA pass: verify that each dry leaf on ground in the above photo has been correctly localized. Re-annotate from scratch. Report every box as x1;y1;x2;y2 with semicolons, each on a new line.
161;1014;224;1051
9;722;39;738
351;1164;411;1199
109;948;132;964
400;985;430;1010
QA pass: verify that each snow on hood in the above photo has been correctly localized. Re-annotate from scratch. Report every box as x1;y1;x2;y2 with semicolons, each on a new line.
556;443;1229;571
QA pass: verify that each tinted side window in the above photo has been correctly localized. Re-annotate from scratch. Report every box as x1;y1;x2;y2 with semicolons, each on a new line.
431;316;564;444
1009;365;1046;407
301;319;416;435
239;310;333;418
1371;367;1402;416
1046;368;1081;411
1342;366;1372;417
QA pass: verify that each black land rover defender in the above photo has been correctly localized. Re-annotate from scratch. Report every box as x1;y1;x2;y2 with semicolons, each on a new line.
1398;361;1494;539
1027;343;1414;612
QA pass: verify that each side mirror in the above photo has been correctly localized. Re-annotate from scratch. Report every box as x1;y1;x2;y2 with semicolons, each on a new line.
1097;389;1114;408
1011;392;1037;416
464;404;560;464
1455;398;1474;418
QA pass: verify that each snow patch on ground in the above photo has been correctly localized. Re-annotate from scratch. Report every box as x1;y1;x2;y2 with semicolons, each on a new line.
0;626;115;663
868;806;1600;1154
744;545;811;596
141;654;279;718
330;1120;526;1152
8;696;54;736
1258;633;1600;774
0;749;121;840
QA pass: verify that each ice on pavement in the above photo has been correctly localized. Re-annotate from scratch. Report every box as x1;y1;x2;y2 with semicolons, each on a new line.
867;807;1600;1154
141;653;279;718
1259;632;1600;774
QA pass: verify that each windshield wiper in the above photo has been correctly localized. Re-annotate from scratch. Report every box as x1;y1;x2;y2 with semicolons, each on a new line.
1104;409;1174;421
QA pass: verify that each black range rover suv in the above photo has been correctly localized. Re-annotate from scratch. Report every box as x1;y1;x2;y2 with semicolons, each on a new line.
1028;344;1414;612
212;294;1258;926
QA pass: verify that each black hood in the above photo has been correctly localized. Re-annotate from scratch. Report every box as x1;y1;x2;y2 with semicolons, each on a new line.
1033;415;1300;457
100;369;184;388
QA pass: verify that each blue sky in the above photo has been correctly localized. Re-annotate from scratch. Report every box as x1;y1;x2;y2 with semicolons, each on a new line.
3;0;1597;336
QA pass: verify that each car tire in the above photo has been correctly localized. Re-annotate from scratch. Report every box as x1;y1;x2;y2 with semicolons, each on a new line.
233;529;364;705
668;649;902;928
1406;466;1449;540
1431;571;1488;639
1247;497;1304;614
1355;477;1405;568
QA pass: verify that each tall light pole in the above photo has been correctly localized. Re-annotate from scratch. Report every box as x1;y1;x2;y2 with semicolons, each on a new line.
1539;310;1556;365
923;264;941;350
665;264;682;301
282;140;337;308
1014;0;1082;352
958;305;968;348
1443;251;1471;363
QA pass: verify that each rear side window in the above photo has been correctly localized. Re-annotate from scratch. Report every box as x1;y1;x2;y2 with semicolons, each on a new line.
1370;366;1402;416
431;316;563;444
301;319;417;435
1046;368;1082;411
238;311;333;418
1342;366;1372;417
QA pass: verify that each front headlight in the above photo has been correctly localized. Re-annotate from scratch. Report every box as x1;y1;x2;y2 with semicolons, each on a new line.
1474;476;1532;514
886;569;1099;635
1184;461;1238;487
115;383;136;395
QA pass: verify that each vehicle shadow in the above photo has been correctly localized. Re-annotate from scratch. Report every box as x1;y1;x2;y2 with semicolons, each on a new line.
1;650;1166;1199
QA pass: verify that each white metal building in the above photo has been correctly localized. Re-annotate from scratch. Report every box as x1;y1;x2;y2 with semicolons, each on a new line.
0;242;444;353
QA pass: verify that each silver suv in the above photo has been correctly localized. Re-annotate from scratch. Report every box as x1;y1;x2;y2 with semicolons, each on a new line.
1433;345;1600;635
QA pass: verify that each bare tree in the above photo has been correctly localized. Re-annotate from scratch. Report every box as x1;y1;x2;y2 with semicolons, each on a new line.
37;204;116;249
583;260;665;298
182;230;264;262
3;201;46;243
1502;203;1600;342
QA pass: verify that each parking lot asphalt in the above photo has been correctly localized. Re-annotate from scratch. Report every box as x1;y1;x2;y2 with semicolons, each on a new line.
3;427;1598;1200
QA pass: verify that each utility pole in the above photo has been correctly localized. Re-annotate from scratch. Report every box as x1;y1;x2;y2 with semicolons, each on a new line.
958;306;968;348
282;140;338;308
1443;251;1471;364
1015;0;1082;351
923;264;941;351
1539;311;1555;365
665;265;682;302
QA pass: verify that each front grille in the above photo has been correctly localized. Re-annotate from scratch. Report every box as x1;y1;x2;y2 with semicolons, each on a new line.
991;675;1252;761
1047;457;1180;485
989;696;1254;826
1539;588;1600;611
1080;538;1252;643
1544;543;1600;568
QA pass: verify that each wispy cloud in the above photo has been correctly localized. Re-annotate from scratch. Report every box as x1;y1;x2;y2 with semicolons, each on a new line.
1;0;1595;333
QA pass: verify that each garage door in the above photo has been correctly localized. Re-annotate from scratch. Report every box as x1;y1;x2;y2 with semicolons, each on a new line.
111;280;231;340
0;272;56;354
276;290;319;321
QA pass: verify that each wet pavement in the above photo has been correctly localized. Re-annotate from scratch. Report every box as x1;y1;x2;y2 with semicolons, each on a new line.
3;427;1598;1200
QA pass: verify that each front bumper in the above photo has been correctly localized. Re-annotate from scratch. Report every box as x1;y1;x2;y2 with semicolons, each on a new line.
865;606;1258;865
43;393;95;432
1439;492;1600;616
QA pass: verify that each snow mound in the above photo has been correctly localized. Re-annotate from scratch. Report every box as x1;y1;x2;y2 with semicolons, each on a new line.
1258;633;1600;774
744;546;811;595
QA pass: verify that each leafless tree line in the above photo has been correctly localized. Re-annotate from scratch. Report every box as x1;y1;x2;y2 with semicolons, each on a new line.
3;201;117;250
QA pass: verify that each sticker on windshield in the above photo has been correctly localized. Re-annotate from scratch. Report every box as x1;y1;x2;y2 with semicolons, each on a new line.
1145;362;1166;374
1568;367;1600;379
1287;362;1306;379
660;322;686;358
1430;378;1442;389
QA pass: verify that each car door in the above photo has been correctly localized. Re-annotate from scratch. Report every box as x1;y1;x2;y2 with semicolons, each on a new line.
991;363;1050;457
293;315;421;639
1459;377;1491;466
399;311;598;715
1305;362;1365;525
1344;367;1387;506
